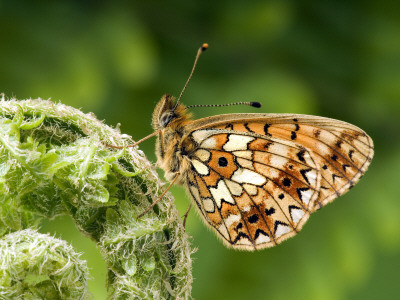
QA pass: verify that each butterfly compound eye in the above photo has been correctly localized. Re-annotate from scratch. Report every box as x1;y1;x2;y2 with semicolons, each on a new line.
159;112;176;128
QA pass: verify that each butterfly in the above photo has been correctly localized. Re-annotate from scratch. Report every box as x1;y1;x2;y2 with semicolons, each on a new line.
130;44;374;250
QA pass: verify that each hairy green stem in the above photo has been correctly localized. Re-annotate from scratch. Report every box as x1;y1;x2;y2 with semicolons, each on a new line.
0;96;192;299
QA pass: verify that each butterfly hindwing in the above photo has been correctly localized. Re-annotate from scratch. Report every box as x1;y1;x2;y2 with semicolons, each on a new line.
185;129;321;250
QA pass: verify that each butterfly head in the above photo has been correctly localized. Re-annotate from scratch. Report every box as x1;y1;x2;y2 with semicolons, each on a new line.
152;94;191;130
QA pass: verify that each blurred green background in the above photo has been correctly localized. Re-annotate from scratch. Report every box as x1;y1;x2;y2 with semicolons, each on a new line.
1;1;399;299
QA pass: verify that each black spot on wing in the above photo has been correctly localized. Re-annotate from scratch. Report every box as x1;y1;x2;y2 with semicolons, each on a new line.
291;131;297;140
282;178;292;187
300;169;312;185
297;149;306;162
248;214;259;224
265;207;275;216
348;150;354;161
244;123;253;133
218;157;228;167
225;123;234;130
264;123;271;136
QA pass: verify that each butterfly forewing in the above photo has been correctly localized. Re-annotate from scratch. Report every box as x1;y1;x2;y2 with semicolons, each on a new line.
186;113;373;212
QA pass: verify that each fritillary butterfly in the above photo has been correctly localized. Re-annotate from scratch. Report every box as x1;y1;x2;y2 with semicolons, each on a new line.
133;44;374;250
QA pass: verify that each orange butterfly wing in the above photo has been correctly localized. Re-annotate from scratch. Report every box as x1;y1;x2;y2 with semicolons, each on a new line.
183;114;373;250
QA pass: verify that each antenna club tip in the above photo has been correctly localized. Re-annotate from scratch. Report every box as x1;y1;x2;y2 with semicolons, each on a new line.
250;101;262;108
201;43;209;51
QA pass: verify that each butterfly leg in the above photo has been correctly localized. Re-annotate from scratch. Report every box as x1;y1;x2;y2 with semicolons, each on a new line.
137;173;180;219
182;202;193;228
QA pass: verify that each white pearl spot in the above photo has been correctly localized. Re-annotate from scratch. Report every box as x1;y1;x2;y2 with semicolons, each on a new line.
255;231;270;244
275;223;291;238
192;130;214;143
192;160;210;176
223;135;255;151
290;207;305;224
195;149;211;162
202;198;215;213
299;188;313;205
201;137;217;149
243;184;258;195
225;179;243;196
225;214;241;228
306;170;317;186
231;168;267;186
210;180;236;208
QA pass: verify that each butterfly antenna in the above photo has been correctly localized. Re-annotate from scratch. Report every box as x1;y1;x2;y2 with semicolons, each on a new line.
105;129;161;149
187;101;262;108
175;43;208;108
